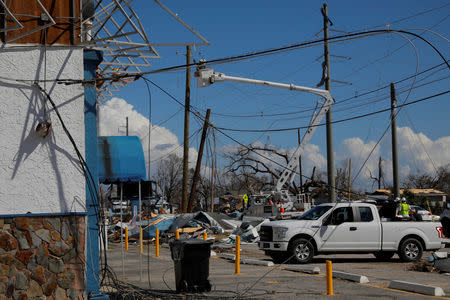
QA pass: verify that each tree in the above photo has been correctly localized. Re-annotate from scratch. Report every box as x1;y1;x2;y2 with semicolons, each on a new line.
155;154;183;207
402;165;450;196
224;144;301;194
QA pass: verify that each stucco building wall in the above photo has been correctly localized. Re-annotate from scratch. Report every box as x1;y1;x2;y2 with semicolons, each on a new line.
0;46;86;214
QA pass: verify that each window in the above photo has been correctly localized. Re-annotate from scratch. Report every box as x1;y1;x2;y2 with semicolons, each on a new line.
330;207;353;224
359;207;374;222
298;205;332;220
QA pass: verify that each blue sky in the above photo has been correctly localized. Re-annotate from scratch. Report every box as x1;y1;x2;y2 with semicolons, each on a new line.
102;0;450;191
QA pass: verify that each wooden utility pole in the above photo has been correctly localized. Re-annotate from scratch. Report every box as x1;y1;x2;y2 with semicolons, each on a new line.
187;109;211;213
182;45;191;213
297;129;303;191
348;158;351;201
390;83;400;198
126;117;129;136
378;157;382;190
322;3;336;202
210;158;214;212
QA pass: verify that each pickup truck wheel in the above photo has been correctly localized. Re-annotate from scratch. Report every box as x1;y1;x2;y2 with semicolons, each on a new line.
289;238;314;264
399;238;423;262
373;251;395;261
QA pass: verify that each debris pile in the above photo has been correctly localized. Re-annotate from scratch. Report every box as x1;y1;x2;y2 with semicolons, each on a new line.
106;210;269;246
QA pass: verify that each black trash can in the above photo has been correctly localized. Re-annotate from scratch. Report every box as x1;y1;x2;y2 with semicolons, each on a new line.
169;239;213;293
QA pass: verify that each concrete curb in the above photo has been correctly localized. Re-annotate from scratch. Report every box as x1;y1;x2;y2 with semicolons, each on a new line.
217;254;274;267
242;258;274;267
332;271;369;283
284;265;320;274
218;253;235;260
388;280;445;296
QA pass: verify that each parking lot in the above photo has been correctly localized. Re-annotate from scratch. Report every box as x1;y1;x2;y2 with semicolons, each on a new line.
105;242;450;299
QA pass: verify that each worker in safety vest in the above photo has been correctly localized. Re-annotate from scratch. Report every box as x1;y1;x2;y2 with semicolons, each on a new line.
243;194;248;209
396;197;410;220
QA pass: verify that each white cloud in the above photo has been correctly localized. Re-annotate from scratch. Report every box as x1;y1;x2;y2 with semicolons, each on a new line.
397;126;450;175
336;127;450;190
98;101;449;192
99;97;198;178
337;137;381;187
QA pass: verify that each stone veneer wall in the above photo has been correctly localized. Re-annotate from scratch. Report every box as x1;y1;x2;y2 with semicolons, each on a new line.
0;216;86;300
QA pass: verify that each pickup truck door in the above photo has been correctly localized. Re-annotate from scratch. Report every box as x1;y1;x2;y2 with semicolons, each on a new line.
319;206;381;251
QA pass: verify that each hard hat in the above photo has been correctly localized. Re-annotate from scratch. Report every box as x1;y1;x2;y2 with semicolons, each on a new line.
401;197;406;202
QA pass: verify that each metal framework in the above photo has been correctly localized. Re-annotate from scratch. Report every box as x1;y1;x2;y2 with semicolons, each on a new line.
79;0;160;101
1;0;209;100
80;0;210;101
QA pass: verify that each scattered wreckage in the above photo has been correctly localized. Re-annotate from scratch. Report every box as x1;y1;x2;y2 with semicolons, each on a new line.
107;210;268;245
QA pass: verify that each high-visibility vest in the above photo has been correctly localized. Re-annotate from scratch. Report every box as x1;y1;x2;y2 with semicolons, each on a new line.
400;203;409;216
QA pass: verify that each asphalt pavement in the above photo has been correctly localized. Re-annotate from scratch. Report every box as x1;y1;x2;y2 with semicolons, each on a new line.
104;241;450;299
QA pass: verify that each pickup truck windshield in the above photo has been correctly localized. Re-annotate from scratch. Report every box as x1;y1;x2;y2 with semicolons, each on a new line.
298;205;332;220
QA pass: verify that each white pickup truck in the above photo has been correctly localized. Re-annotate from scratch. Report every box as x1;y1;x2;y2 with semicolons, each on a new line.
259;202;444;263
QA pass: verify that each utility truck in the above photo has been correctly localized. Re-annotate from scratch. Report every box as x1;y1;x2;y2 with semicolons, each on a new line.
196;63;333;218
259;202;444;263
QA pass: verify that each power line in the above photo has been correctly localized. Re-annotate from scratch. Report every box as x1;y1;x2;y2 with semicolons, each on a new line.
359;2;450;31
2;29;446;87
214;90;449;132
342;14;449;81
209;67;448;119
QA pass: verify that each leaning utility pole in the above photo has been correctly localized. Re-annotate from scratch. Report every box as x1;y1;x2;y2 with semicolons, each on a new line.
390;83;400;198
210;158;214;213
297;129;303;191
182;45;191;213
322;3;336;202
188;109;211;212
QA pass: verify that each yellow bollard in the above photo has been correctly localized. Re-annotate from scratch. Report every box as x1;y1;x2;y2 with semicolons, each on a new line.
125;227;128;250
203;232;207;241
140;227;143;254
155;228;160;257
326;260;334;295
234;236;241;275
176;229;180;240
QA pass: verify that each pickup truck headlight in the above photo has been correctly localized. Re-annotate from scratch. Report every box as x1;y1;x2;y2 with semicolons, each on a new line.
273;227;288;240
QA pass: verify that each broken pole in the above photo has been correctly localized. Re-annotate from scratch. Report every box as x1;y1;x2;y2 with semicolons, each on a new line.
187;109;211;212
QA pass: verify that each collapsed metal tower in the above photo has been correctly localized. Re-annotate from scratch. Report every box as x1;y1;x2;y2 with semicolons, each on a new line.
1;0;209;100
